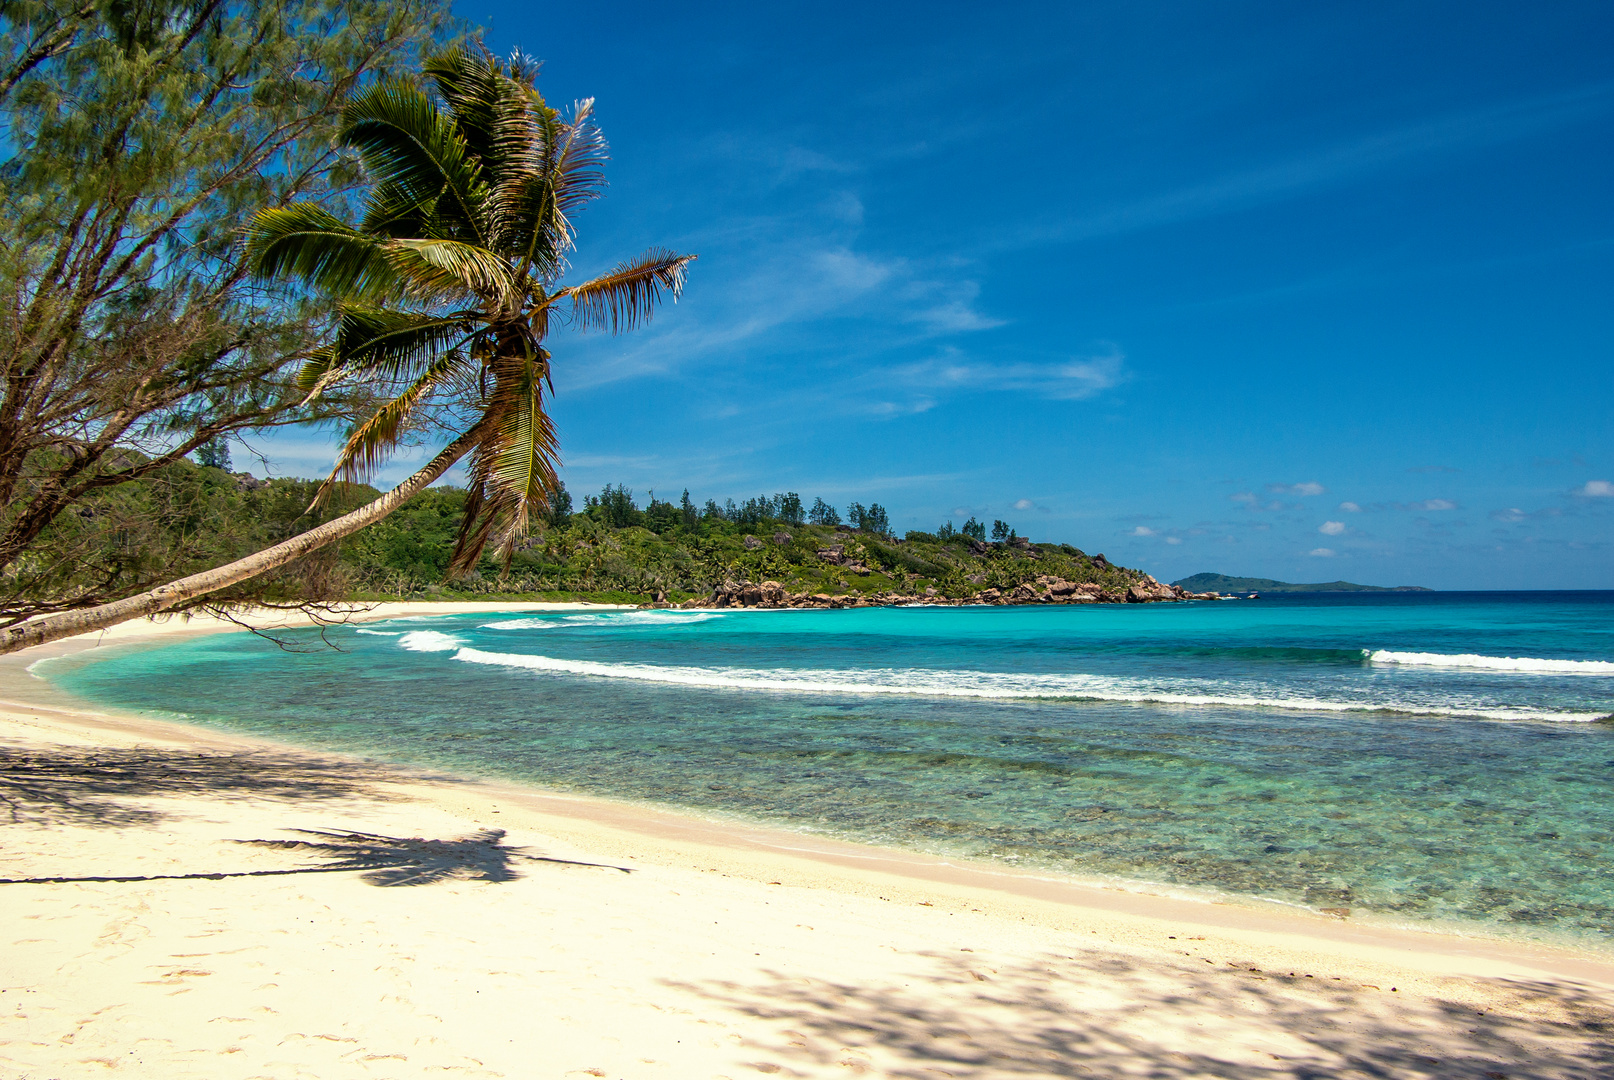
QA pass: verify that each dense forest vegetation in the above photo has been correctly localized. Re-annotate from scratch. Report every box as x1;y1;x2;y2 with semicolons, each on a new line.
15;454;1182;609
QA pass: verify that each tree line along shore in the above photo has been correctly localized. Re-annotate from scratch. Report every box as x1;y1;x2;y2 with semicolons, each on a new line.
29;454;1205;610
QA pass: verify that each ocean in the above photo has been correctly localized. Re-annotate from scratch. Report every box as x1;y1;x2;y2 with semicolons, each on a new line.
46;591;1614;947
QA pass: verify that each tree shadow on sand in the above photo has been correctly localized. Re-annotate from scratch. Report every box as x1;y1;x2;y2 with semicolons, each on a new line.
238;828;630;886
674;951;1614;1079
0;744;413;827
1;827;631;887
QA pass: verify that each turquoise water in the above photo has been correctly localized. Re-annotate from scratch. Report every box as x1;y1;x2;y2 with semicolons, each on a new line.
48;592;1614;946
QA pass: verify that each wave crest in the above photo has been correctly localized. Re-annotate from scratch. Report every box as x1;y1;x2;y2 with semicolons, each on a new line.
1370;650;1614;675
398;630;463;652
442;647;1603;722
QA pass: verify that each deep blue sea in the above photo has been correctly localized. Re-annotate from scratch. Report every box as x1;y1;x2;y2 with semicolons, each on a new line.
45;592;1614;947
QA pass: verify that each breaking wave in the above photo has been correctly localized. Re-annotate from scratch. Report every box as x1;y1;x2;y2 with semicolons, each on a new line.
1370;650;1614;675
443;646;1605;722
397;630;464;652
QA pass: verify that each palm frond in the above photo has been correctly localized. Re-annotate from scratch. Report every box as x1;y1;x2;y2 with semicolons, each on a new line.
315;350;464;506
446;355;559;576
559;248;695;334
490;98;607;280
342;79;490;246
246;204;396;298
551;99;608;218
360;181;437;239
427;48;546;189
383;239;521;308
424;47;503;166
295;345;341;397
302;307;482;400
489;169;565;280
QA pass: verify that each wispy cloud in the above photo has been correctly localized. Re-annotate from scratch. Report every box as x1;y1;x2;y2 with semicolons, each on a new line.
556;238;1003;395
1231;491;1284;511
880;346;1127;402
1130;526;1156;537
1308;547;1336;558
1268;481;1325;496
1576;479;1614;497
901;279;1008;333
1410;498;1458;511
1490;506;1563;523
1339;501;1362;512
1408;465;1460;474
1319;521;1346;535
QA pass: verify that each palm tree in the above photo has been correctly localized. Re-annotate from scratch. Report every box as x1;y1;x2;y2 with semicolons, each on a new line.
0;49;692;655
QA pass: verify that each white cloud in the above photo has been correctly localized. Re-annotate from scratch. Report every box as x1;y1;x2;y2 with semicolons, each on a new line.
1577;480;1614;497
1164;536;1182;545
1130;526;1156;537
1339;501;1361;512
887;347;1126;402
1319;521;1346;536
859;397;937;418
813;248;898;291
1269;481;1326;496
903;280;1007;333
1413;498;1457;511
1013;498;1035;511
1308;547;1336;557
1230;492;1258;505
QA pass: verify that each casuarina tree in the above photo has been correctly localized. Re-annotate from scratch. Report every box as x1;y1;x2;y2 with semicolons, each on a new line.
0;0;454;628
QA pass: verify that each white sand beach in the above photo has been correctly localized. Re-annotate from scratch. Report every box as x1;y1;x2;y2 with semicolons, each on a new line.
2;604;1611;1078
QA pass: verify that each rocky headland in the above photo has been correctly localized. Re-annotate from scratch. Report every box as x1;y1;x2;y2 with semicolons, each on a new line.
679;573;1211;610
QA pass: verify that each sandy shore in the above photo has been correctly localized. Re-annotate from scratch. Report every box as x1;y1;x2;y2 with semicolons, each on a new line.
2;605;1612;1078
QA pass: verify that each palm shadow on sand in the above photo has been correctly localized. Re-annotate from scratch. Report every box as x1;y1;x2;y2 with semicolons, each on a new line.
0;826;629;886
237;827;630;886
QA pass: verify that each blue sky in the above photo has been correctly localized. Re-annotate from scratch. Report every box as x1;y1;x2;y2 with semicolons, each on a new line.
248;1;1613;589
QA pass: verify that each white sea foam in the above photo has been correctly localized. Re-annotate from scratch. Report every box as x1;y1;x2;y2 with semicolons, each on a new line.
1370;650;1614;675
397;630;463;652
24;656;62;677
355;629;402;636
442;647;1606;722
482;611;725;631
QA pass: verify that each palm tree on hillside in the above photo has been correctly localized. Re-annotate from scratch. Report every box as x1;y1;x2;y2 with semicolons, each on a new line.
0;48;693;654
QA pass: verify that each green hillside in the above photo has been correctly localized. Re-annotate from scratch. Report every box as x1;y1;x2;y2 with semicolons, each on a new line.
1171;573;1430;594
19;456;1171;610
341;485;1159;605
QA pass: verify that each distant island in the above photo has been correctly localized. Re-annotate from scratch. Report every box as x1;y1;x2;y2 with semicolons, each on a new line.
1171;573;1431;594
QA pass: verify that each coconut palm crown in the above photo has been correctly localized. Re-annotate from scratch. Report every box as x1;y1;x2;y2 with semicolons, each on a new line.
246;48;693;575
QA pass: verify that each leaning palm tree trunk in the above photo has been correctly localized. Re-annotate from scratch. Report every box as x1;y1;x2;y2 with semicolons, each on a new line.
0;422;490;656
